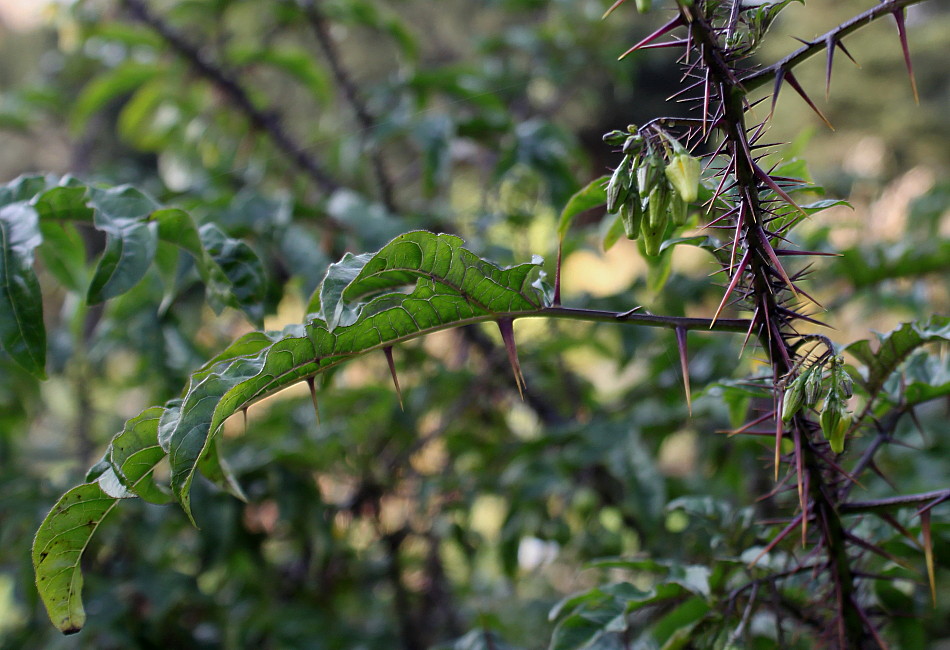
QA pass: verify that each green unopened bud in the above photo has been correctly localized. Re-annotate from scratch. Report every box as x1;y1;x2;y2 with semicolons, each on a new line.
635;0;652;13
623;135;645;156
804;365;823;406
637;154;665;195
828;412;851;454
670;191;688;226
647;182;671;229
606;156;631;214
641;186;669;257
664;153;701;203
820;404;839;440
782;379;805;422
835;366;853;399
602;130;627;146
621;199;643;240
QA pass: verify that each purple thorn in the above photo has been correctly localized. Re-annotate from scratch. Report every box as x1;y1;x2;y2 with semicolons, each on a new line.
497;318;526;399
383;346;404;410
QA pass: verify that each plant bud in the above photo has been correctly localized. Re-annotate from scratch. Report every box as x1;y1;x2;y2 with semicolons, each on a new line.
623;135;645;156
828;412;851;454
602;130;628;146
664;153;701;203
637;154;665;195
781;379;804;422
670;191;688;226
621;198;643;240
804;365;823;406
635;0;652;13
820;403;842;445
641;188;668;257
836;367;853;399
647;182;670;229
606;156;631;214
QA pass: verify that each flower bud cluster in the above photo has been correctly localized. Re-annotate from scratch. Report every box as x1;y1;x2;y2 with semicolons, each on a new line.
601;127;700;256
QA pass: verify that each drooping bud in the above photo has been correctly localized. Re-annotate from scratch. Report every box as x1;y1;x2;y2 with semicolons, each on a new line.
669;191;688;226
637;153;665;195
647;182;670;229
804;364;823;406
602;129;627;146
781;377;804;422
640;193;667;258
606;155;631;214
664;153;701;203
622;134;645;156
621;198;643;240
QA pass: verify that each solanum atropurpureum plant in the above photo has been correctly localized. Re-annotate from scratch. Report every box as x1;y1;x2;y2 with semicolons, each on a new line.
6;0;943;646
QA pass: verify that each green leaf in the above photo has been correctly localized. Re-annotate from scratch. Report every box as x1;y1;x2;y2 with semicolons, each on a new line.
33;408;168;633
653;597;710;648
71;62;163;133
836;239;950;288
845;316;950;400
35;231;549;627
198;223;267;325
228;46;333;104
557;175;608;238
117;79;179;151
0;174;50;204
38;222;88;293
32;484;110;634
101;407;170;504
602;213;626;252
32;181;94;222
86;185;160;304
164;231;546;520
0;202;46;378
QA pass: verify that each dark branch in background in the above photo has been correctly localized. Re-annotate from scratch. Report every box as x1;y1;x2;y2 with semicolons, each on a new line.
841;489;950;515
299;0;397;213
120;0;341;197
740;0;928;94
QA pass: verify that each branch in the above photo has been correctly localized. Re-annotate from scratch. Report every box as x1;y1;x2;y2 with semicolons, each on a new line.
840;490;950;515
120;0;341;196
740;0;930;94
300;0;397;212
538;305;751;333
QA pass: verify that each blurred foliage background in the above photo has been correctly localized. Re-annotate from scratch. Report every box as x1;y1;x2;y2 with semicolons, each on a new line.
1;1;948;647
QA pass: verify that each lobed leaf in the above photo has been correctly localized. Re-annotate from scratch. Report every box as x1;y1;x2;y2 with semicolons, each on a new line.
846;316;950;400
165;231;548;519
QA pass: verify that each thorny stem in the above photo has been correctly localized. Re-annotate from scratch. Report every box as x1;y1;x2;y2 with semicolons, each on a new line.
679;2;885;645
741;0;929;94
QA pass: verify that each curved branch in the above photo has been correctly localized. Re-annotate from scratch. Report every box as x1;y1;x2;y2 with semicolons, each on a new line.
121;0;341;196
300;0;397;212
